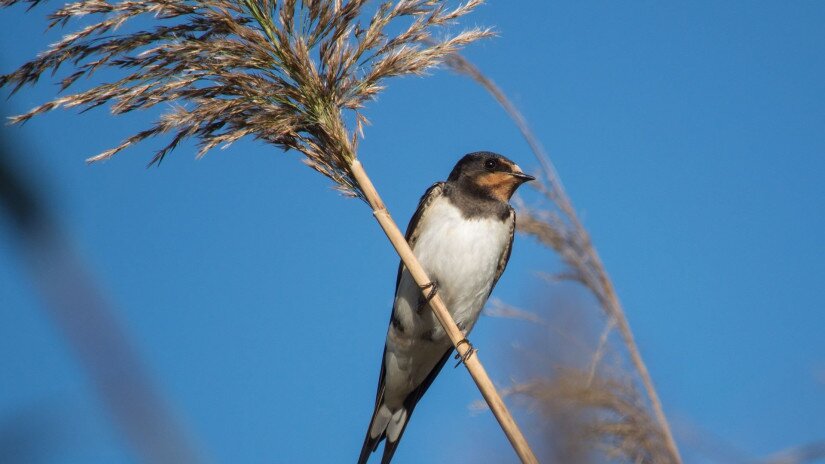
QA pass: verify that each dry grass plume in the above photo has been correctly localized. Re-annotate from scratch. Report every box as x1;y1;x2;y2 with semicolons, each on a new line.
1;0;490;197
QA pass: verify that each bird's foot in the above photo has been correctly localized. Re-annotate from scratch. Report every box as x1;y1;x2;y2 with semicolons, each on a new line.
453;339;476;368
417;280;439;313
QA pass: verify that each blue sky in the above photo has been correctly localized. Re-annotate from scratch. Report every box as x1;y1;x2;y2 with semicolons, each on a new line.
1;2;823;463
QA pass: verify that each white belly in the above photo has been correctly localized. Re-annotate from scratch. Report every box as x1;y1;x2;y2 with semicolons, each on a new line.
414;198;510;327
383;197;512;407
394;197;511;339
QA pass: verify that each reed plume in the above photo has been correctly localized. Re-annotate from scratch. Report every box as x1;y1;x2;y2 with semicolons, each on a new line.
515;370;673;464
2;0;487;196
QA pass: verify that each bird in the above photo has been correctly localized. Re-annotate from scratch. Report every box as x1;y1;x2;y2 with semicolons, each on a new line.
357;151;535;464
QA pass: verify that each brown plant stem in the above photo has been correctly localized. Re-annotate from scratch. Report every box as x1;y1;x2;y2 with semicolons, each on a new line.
444;53;683;464
594;257;683;464
349;159;539;464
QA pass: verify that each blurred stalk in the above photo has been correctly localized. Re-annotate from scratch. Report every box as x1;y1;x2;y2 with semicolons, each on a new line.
0;130;203;464
444;53;683;464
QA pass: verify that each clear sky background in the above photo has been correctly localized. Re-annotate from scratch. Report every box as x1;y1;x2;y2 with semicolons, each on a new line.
1;2;823;463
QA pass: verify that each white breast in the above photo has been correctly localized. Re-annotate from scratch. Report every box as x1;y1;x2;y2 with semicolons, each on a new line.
381;196;513;407
407;196;511;333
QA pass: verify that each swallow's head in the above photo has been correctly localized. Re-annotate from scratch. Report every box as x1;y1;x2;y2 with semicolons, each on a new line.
448;151;535;201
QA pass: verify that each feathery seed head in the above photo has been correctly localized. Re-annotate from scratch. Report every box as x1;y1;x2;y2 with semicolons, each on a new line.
1;0;491;198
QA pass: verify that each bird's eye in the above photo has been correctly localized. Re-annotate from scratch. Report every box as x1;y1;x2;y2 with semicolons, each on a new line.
484;159;498;170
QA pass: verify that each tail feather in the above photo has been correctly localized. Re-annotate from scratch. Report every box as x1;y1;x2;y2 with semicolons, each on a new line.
357;425;381;464
357;348;453;463
358;403;410;464
358;404;391;464
380;407;410;464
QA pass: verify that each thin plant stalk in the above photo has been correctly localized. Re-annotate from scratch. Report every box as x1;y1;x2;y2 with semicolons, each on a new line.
1;133;203;463
350;159;538;464
444;53;683;464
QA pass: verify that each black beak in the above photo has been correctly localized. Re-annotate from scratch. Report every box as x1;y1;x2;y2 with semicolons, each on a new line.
510;171;535;182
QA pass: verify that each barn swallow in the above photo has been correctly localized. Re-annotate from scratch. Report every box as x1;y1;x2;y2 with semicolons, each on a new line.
357;152;535;464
